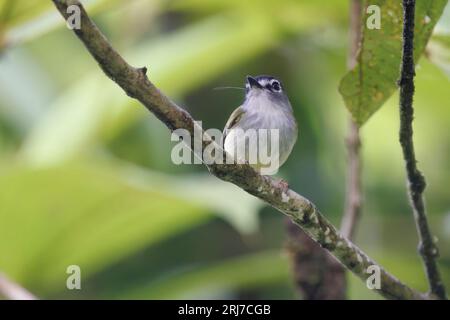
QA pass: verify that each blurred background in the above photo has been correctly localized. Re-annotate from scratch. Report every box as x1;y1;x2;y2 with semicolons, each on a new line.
0;0;449;299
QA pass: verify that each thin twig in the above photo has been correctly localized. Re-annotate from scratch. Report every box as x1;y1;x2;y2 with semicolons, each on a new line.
51;0;429;300
398;0;447;300
0;272;37;300
341;0;363;240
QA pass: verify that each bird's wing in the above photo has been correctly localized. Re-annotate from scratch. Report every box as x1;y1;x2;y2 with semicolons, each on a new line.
223;106;245;140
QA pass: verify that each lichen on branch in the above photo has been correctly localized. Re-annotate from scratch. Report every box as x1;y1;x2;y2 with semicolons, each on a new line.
51;0;429;300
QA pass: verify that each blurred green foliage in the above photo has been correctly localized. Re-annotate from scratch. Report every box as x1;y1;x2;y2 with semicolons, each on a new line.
339;0;447;125
0;0;449;299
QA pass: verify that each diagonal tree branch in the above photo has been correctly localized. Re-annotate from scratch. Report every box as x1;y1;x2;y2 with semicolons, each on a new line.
52;0;428;300
398;0;447;300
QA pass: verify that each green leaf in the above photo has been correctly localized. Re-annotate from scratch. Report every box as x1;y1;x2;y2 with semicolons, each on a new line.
339;0;448;126
118;251;290;299
0;162;210;294
20;74;122;165
0;159;264;294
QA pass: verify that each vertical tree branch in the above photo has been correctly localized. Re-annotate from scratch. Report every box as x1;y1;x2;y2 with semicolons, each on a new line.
398;0;447;300
341;0;363;240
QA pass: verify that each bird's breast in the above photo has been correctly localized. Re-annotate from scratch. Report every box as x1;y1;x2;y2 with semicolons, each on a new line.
224;104;297;170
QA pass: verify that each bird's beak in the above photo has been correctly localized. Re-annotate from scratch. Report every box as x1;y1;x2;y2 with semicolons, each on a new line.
246;76;262;89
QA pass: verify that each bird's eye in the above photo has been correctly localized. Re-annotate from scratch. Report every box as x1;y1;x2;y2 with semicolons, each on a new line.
271;80;281;92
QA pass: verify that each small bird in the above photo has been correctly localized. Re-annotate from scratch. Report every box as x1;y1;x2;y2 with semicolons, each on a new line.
223;75;298;174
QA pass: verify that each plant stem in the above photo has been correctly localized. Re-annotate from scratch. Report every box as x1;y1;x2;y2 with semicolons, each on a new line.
285;220;346;299
398;0;447;300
